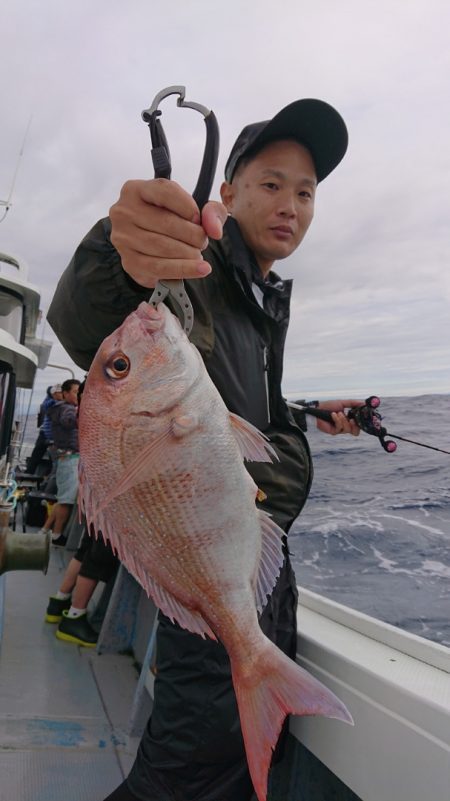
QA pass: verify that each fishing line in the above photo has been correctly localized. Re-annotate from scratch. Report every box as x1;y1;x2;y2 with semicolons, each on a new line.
385;433;450;455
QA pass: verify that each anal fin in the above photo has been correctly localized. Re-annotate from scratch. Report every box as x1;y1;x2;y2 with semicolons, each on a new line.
141;571;217;640
79;463;215;641
255;510;285;613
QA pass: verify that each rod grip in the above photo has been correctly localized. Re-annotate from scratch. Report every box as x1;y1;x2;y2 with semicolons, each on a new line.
302;407;334;423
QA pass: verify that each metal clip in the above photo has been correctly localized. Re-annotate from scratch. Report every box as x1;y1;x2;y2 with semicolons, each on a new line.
141;86;219;336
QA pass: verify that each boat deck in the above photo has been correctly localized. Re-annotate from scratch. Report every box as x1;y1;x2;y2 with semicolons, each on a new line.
0;544;141;801
1;527;449;801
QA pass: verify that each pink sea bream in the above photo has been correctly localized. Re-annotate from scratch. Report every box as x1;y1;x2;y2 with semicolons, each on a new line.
78;301;353;801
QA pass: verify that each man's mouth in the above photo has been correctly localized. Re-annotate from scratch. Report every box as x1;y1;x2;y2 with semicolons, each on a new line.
270;225;294;237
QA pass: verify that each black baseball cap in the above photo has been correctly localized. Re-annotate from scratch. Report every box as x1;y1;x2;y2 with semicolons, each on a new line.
224;98;348;184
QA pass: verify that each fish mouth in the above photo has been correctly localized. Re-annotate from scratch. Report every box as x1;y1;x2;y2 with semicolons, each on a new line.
135;302;166;333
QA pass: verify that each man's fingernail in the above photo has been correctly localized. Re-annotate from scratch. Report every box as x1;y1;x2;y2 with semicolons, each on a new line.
192;212;201;224
197;262;211;276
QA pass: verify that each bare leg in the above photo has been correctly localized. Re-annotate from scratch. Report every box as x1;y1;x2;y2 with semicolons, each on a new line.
71;576;97;609
59;558;82;594
51;503;72;535
41;507;56;532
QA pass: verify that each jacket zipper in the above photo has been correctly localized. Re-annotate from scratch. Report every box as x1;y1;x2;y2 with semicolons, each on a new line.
263;346;271;424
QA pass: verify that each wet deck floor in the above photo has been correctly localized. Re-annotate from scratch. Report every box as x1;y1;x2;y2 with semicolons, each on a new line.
0;544;141;801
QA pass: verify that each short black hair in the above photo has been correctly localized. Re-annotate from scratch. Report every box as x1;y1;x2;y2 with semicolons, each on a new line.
61;379;80;394
230;137;300;183
230;143;261;182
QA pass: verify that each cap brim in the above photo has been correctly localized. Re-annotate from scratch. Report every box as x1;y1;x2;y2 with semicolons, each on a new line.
228;98;348;183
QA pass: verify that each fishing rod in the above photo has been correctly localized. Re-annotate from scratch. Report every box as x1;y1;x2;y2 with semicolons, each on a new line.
288;395;450;455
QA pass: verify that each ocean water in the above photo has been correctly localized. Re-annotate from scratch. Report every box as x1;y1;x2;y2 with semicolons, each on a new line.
20;392;449;648
290;394;450;648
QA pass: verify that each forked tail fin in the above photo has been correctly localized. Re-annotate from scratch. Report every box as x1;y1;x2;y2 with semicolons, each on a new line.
231;642;353;801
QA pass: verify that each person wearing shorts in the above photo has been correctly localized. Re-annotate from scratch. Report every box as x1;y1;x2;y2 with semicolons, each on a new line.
41;379;81;546
55;451;79;504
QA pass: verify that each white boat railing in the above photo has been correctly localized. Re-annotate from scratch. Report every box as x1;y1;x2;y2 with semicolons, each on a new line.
293;587;450;801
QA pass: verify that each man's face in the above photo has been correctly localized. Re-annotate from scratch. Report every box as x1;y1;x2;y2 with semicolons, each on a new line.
62;384;79;406
221;139;316;275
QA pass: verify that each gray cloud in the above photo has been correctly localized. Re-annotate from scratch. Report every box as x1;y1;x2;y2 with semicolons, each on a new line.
1;0;449;409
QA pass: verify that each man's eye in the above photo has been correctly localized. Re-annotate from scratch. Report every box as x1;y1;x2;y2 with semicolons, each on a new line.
105;353;130;379
263;182;278;190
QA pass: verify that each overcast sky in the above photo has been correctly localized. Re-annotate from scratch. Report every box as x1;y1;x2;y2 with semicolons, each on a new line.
1;0;449;409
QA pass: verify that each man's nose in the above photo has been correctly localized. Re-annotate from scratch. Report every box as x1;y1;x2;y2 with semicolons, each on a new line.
277;192;297;216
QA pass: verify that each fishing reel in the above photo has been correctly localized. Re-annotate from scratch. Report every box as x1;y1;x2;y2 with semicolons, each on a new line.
347;396;397;453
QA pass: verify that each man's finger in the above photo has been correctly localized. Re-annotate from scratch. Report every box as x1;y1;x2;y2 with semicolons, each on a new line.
341;399;365;409
120;254;212;288
201;201;228;240
120;178;201;222
114;228;205;263
111;201;208;252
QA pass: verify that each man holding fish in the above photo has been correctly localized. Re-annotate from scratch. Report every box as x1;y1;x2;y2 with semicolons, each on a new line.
49;97;359;801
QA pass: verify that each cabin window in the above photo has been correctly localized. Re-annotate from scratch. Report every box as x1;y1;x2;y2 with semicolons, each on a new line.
0;291;23;342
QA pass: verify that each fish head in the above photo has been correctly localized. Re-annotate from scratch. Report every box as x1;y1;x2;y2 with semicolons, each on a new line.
81;302;202;426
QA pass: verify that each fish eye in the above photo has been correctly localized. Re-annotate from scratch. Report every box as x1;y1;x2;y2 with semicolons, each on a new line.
105;353;130;379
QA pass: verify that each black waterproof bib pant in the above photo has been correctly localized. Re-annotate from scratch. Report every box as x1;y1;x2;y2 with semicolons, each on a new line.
104;550;297;801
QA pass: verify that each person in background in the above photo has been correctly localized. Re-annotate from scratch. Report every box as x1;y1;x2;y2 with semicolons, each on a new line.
27;384;62;474
45;528;119;646
48;98;360;801
39;379;81;547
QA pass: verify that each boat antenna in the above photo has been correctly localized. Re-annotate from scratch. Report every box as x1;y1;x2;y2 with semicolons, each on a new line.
0;115;33;223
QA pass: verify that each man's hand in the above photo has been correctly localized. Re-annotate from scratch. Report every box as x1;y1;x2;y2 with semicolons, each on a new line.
109;178;228;288
315;399;363;436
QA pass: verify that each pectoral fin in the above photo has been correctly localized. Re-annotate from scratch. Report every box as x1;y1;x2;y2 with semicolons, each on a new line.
229;413;278;463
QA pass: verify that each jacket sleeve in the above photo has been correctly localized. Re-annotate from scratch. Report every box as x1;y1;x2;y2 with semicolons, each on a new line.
47;218;151;371
48;217;223;371
58;405;78;430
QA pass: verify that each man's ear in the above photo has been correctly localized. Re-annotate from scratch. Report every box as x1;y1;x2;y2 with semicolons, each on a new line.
220;181;234;212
